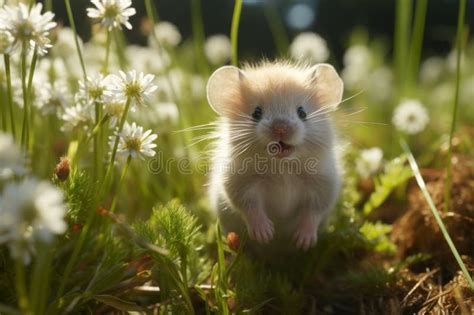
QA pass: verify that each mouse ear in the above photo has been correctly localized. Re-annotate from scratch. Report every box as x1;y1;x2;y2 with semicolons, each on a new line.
309;64;344;108
207;66;245;115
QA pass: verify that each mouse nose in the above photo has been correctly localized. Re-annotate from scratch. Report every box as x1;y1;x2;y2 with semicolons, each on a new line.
271;120;294;140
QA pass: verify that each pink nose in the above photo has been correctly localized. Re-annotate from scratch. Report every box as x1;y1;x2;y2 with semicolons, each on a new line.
271;120;293;139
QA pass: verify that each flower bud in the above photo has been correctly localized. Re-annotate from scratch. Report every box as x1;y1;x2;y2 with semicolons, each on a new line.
55;157;70;181
226;232;240;251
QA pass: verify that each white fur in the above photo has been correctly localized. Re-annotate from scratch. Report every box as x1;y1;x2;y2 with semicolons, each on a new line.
207;61;343;252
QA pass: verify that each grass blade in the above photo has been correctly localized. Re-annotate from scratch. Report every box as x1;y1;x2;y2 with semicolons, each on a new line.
444;0;466;213
230;0;243;66
400;139;474;290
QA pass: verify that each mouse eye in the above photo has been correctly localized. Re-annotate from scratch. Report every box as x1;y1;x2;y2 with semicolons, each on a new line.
252;106;263;121
297;106;307;120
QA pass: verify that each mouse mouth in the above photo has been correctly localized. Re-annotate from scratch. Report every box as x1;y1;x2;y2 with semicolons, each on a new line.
274;141;295;158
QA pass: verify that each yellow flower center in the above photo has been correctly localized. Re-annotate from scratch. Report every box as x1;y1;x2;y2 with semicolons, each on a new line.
104;4;121;19
125;137;141;152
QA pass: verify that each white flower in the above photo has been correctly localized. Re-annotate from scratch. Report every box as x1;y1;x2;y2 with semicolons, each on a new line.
0;133;26;179
290;32;329;63
103;94;125;127
61;98;93;132
356;147;383;178
78;72;109;101
107;70;157;107
392;99;429;135
87;0;136;30
204;34;231;65
0;29;14;54
112;122;157;159
149;21;181;48
0;3;57;55
0;177;67;264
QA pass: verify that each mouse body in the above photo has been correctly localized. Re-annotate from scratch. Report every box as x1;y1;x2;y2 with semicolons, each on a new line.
206;61;343;252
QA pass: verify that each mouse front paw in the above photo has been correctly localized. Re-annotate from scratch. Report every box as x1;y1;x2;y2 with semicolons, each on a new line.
293;215;318;251
246;211;274;244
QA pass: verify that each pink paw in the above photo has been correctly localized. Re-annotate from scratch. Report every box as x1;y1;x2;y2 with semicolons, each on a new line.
246;211;274;244
293;216;318;251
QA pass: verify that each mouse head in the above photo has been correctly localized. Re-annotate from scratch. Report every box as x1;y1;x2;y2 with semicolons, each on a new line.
207;62;343;158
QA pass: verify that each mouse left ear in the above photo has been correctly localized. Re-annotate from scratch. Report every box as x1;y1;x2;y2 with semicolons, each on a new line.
308;64;344;108
207;66;246;115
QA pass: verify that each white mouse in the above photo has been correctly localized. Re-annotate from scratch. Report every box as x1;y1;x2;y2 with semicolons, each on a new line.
207;61;343;252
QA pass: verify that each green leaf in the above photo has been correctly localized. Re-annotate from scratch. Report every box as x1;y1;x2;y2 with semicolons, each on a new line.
363;155;412;216
359;221;397;253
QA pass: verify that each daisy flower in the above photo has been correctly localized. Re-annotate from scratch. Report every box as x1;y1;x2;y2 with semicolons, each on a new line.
356;147;383;178
0;3;56;55
290;32;329;63
0;133;26;179
87;0;136;30
204;34;231;65
107;70;157;107
112;122;157;160
78;72;109;101
0;177;67;264
392;99;429;135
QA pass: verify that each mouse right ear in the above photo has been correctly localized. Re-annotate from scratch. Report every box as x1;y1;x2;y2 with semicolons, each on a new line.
207;66;245;115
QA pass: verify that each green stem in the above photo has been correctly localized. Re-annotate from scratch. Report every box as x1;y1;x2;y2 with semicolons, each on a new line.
27;49;38;153
4;55;16;140
101;97;132;198
103;30;112;74
444;0;466;213
230;0;243;66
215;223;229;314
394;0;412;98
65;0;87;82
109;155;132;213
30;243;52;314
401;139;474;289
0;80;6;131
108;97;131;170
20;45;29;151
15;259;31;315
93;101;102;179
73;114;110;169
407;0;427;90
